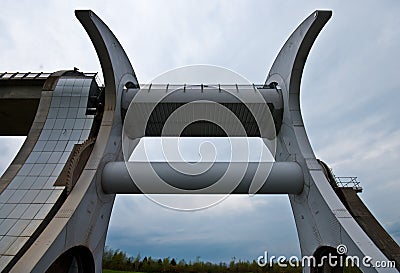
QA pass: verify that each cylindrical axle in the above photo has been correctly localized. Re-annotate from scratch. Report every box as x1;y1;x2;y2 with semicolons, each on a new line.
102;161;303;194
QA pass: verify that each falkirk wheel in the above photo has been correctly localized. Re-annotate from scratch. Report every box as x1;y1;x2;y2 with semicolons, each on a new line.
0;9;399;273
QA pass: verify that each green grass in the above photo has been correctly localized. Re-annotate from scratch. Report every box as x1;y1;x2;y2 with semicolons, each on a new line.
103;269;141;273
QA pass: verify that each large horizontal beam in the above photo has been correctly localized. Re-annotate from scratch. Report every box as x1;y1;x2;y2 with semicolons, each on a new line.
0;84;43;135
102;161;303;194
122;84;283;137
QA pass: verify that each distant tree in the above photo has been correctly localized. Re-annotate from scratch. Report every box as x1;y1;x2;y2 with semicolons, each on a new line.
111;250;128;270
103;245;306;273
171;258;177;266
132;254;141;271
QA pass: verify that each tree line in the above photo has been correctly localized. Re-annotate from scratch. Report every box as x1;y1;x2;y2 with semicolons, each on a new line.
103;246;362;273
103;246;301;273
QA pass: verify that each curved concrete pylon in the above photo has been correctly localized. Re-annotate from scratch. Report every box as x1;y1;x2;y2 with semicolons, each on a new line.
75;10;142;159
265;10;331;96
75;10;139;96
10;11;141;273
268;11;397;272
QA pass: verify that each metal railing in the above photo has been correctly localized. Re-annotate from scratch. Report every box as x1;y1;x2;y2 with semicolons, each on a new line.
0;72;51;80
334;176;363;192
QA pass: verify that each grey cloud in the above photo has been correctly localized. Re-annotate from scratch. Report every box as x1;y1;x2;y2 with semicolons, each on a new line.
0;0;399;262
107;195;299;262
0;137;25;175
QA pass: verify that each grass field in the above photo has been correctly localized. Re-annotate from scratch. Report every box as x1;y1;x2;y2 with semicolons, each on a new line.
103;269;141;273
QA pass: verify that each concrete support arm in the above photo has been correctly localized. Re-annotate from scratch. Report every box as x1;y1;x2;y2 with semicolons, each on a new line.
265;10;331;95
75;10;139;111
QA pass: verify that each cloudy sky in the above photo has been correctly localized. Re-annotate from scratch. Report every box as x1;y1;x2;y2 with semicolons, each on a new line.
1;0;399;263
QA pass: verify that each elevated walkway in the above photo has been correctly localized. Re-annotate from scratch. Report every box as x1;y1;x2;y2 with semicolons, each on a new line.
0;71;100;272
318;160;400;270
335;187;400;270
0;72;49;135
0;72;99;136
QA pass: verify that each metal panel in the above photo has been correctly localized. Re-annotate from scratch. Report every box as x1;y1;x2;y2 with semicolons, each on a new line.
4;236;29;255
33;190;52;204
0;236;17;255
20;190;40;204
20;220;41;236
0;204;16;218
0;255;13;272
6;220;30;236
0;190;15;203
0;74;96;267
34;204;53;220
7;204;29;219
0;219;17;236
20;204;42;220
7;190;26;203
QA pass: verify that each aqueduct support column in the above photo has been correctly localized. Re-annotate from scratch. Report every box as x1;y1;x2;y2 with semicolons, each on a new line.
266;10;396;273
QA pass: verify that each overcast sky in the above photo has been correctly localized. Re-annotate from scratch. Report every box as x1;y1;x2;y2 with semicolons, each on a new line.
1;0;399;263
